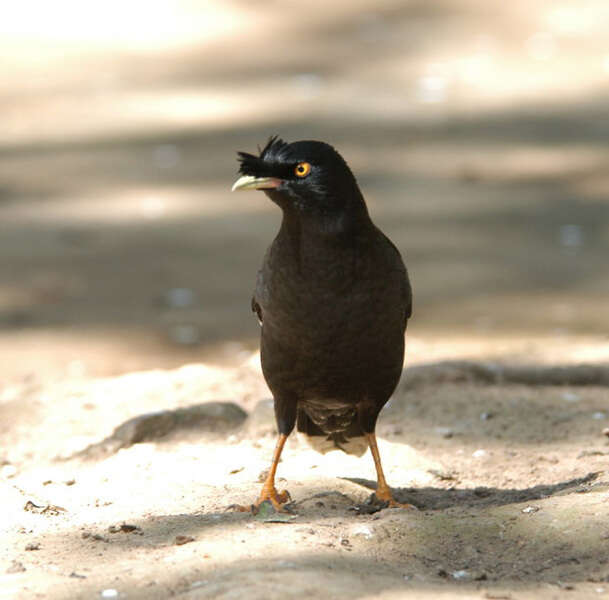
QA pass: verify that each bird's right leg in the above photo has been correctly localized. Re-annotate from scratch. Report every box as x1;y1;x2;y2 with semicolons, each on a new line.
365;431;417;510
230;433;291;512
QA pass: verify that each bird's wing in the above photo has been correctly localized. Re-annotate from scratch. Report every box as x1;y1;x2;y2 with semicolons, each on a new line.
251;295;263;325
378;229;412;325
402;266;413;322
251;267;265;325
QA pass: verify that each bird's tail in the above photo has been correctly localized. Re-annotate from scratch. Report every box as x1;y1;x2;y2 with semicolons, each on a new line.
296;409;368;457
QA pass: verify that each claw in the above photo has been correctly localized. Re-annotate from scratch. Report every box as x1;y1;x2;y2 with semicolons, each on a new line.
230;433;292;514
256;486;291;512
374;496;418;510
227;488;292;514
372;484;417;510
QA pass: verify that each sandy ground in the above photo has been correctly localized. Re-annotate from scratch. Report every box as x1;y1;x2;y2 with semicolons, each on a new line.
2;359;609;599
2;1;609;598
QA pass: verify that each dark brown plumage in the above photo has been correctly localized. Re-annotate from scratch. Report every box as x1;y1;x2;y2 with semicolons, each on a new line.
232;137;413;509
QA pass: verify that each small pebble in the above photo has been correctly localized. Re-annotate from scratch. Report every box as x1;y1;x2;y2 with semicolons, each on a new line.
6;561;26;574
428;468;456;481
452;569;470;580
82;532;108;542
190;580;208;589
108;523;141;534
602;428;609;438
25;543;40;551
351;524;374;539
556;581;575;590
174;535;195;546
472;449;487;458
100;590;119;599
522;505;540;514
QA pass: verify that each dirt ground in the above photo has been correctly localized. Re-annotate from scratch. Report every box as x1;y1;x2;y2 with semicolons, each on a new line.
2;1;609;599
2;360;609;599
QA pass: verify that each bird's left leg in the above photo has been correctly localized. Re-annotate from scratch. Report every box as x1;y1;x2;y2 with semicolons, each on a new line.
255;433;291;509
231;396;296;513
365;432;417;509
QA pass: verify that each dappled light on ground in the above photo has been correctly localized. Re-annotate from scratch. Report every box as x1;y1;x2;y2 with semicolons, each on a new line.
2;1;609;598
1;1;608;381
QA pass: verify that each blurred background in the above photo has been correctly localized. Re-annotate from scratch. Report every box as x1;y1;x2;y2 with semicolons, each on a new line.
1;0;608;383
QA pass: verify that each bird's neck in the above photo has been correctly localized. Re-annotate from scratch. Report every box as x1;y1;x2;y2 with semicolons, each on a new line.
276;204;374;278
281;202;371;240
284;191;371;234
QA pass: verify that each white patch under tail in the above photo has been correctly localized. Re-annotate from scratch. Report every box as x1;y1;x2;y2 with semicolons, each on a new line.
297;432;368;457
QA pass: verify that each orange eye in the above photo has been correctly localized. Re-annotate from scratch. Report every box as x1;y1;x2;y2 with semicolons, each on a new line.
294;162;311;178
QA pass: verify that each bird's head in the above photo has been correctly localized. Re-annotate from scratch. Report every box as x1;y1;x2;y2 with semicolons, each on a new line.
232;137;367;220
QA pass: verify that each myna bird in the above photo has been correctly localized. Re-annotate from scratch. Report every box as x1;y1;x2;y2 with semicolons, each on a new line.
232;137;414;510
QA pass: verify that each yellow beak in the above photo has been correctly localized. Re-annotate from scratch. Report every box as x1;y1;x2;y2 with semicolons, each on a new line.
231;175;281;192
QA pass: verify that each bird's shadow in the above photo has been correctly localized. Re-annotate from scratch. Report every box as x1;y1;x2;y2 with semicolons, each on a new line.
340;471;601;512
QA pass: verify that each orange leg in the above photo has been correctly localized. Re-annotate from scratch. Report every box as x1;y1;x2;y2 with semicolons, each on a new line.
255;433;291;510
365;432;417;510
231;434;291;512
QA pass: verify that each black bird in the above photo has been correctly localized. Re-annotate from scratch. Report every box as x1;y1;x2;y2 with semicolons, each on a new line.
232;137;413;509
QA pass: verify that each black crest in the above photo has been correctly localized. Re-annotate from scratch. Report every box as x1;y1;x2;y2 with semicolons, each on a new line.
237;136;288;177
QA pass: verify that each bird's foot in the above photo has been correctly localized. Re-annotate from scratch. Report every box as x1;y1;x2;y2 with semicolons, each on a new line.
374;496;418;510
373;485;418;510
256;485;292;512
228;486;292;513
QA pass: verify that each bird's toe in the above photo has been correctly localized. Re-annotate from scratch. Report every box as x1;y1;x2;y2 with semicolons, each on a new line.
381;498;418;510
257;486;292;511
